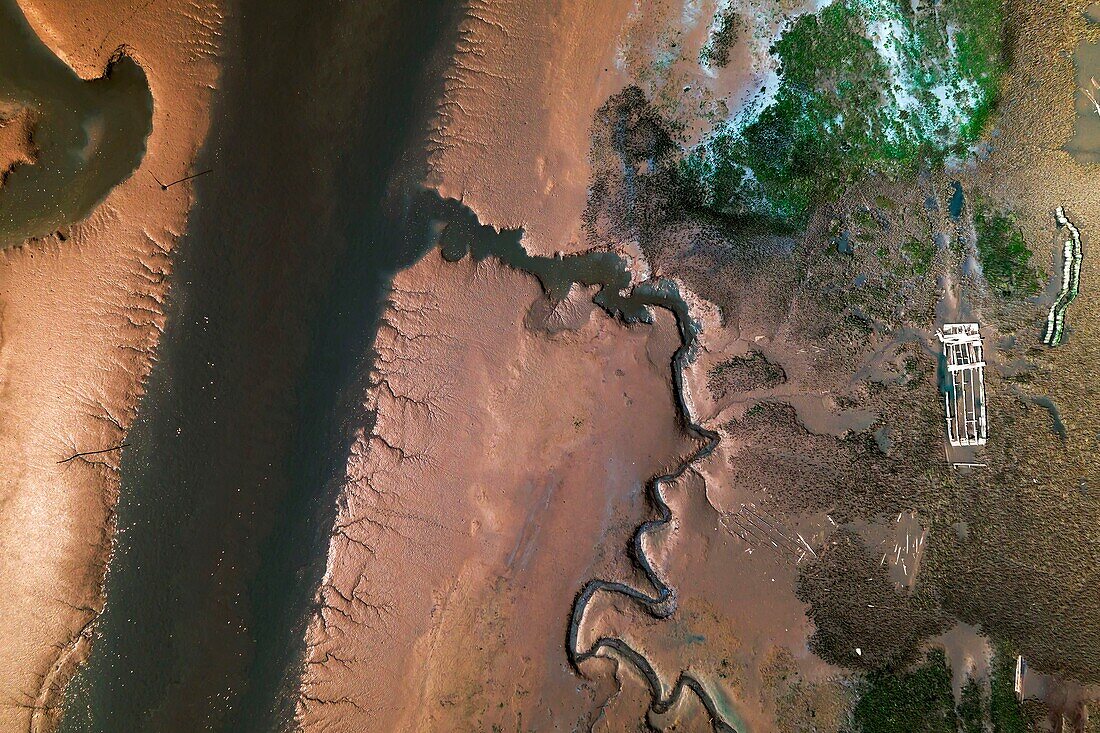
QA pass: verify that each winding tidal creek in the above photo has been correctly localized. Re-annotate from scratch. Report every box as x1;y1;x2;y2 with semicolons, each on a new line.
436;195;734;731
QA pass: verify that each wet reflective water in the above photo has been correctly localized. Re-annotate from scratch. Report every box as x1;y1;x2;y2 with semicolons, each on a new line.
1066;38;1100;164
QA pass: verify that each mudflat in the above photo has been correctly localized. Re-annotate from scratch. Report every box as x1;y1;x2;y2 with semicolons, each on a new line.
0;0;221;728
297;250;700;730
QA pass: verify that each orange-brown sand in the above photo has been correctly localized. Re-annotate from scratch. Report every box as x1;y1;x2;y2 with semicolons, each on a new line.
297;251;702;731
0;1;221;729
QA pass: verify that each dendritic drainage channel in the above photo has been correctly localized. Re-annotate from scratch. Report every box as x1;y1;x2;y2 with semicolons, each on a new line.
432;192;733;732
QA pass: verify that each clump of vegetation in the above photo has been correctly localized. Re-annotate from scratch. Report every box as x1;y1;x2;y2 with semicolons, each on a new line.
707;351;787;398
700;9;745;68
957;676;987;733
681;0;1007;225
797;531;949;670
943;0;1007;141
852;649;957;733
847;642;1040;733
682;1;887;221
974;201;1042;298
988;643;1030;732
903;237;935;276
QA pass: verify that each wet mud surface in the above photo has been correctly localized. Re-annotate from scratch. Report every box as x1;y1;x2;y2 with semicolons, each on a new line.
295;187;742;728
1066;37;1100;164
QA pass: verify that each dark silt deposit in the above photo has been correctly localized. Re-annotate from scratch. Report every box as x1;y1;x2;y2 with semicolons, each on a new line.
58;1;461;730
0;0;152;246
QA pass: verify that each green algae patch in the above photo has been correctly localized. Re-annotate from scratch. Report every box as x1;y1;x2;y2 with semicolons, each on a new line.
681;0;1007;226
974;200;1042;298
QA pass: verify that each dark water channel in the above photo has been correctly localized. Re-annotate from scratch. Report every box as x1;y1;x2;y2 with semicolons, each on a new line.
0;0;151;245
58;1;459;730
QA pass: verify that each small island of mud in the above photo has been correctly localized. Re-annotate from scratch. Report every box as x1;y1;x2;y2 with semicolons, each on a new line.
0;104;37;185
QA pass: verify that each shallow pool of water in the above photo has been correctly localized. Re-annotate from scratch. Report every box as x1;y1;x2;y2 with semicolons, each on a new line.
1065;38;1100;165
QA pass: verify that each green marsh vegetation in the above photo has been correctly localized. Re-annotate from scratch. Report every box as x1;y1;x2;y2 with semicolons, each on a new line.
903;237;936;276
987;643;1033;733
851;649;957;733
847;645;1038;733
680;0;1007;226
973;198;1042;298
